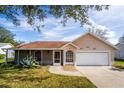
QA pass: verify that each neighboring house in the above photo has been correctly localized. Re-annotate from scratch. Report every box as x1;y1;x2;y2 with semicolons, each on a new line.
0;43;14;58
115;43;124;60
12;32;118;66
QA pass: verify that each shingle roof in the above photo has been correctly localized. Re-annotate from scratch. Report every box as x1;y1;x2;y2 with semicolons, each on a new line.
16;41;70;49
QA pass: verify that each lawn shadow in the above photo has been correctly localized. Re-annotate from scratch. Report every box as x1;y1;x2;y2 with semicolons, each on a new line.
110;67;124;72
0;84;11;88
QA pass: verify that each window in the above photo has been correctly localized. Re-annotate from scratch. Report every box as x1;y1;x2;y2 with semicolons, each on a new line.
66;51;73;62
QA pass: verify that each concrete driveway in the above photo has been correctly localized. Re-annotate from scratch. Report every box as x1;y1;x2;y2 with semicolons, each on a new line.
76;66;124;88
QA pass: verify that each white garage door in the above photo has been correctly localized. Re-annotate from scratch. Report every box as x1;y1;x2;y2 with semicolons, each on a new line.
76;52;109;66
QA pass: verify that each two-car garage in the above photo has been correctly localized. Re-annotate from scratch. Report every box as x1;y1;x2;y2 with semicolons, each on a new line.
72;33;117;66
76;51;110;66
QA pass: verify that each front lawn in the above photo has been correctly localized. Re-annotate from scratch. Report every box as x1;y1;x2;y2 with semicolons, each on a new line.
0;58;14;63
113;60;124;69
0;63;96;88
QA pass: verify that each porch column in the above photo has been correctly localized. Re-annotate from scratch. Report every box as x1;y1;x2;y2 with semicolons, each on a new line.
29;50;31;56
41;50;43;65
63;50;65;66
5;49;8;63
34;51;35;59
60;50;61;65
52;50;54;65
17;50;20;64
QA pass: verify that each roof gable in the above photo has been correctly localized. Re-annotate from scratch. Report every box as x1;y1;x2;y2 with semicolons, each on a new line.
72;32;118;50
61;43;78;49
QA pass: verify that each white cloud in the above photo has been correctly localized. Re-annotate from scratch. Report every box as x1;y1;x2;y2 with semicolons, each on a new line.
41;25;76;39
86;18;109;30
38;18;77;39
0;17;34;32
41;31;62;38
0;18;14;27
108;38;118;45
14;36;29;42
106;31;118;44
84;18;118;44
106;31;115;38
43;17;61;26
61;34;81;41
90;6;124;24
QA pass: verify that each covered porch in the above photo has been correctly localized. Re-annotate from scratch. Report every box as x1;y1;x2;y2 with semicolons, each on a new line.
14;48;75;66
15;50;64;66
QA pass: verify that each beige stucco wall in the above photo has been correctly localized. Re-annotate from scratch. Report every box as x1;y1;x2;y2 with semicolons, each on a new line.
73;34;116;63
62;44;77;65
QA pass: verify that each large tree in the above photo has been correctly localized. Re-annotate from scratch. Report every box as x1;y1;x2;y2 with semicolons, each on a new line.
0;5;109;31
88;27;108;40
0;27;24;46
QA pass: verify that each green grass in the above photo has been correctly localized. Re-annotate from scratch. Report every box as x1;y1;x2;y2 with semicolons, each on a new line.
113;60;124;69
0;63;96;88
0;59;5;63
0;58;14;63
114;60;124;64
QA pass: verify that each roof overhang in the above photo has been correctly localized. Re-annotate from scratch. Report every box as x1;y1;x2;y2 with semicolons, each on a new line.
11;48;63;50
0;43;14;47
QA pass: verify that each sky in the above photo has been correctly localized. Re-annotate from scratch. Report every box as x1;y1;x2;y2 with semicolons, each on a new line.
0;5;124;45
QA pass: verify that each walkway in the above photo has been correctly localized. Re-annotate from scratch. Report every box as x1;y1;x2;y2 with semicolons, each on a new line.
49;66;83;76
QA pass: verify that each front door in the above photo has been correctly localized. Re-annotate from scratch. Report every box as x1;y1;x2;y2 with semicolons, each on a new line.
53;51;61;65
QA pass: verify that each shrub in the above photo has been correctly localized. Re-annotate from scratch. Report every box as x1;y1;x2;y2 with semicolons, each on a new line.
114;58;124;61
20;56;38;68
0;54;5;59
0;61;14;69
8;58;14;62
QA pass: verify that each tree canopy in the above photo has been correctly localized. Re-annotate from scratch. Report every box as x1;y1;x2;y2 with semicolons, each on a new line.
119;35;124;43
88;27;108;40
0;27;24;46
0;5;109;31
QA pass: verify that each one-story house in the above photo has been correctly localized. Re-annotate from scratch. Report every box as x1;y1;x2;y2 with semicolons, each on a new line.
12;32;118;66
